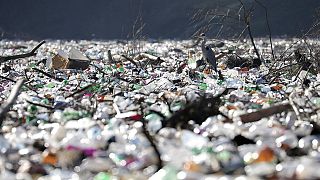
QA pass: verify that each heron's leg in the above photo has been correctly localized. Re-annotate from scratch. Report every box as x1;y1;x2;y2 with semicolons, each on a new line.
208;66;222;79
214;66;218;73
203;65;213;74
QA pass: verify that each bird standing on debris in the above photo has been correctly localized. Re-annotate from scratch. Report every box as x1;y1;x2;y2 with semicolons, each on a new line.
199;33;218;73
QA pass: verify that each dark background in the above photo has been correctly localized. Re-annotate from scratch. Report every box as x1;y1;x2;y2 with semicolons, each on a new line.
0;0;319;40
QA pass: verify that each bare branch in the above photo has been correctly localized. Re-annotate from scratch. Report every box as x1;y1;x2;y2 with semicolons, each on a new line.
32;67;64;82
254;0;275;61
141;119;163;171
65;84;96;98
0;79;25;126
0;75;36;92
0;41;45;63
240;103;292;123
238;0;261;61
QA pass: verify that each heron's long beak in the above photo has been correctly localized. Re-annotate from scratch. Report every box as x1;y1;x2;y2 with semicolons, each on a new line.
195;35;204;40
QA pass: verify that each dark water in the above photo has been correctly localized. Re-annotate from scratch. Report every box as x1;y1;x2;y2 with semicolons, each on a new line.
0;0;319;40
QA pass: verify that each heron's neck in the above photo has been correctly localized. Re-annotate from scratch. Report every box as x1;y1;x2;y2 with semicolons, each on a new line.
201;38;206;49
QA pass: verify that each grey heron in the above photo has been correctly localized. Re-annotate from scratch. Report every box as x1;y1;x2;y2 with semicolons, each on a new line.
198;33;218;73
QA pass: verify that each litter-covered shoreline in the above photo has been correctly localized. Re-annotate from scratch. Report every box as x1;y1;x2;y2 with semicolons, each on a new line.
0;38;320;179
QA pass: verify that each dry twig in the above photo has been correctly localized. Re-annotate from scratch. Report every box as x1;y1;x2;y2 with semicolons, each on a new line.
141;119;163;171
0;79;25;126
32;67;64;82
0;75;36;92
240;103;292;123
0;41;45;63
238;0;261;61
65;84;95;98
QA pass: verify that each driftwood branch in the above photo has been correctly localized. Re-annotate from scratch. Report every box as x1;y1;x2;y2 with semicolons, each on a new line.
0;79;25;126
0;41;45;63
32;67;64;82
26;100;54;110
121;54;138;68
0;75;36;92
240;103;292;123
141;119;163;171
65;84;95;98
89;64;107;77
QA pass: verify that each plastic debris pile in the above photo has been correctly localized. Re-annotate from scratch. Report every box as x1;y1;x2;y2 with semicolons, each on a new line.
0;39;320;179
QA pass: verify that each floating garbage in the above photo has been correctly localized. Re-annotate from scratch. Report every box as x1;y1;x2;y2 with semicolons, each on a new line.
0;38;320;179
50;48;91;70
